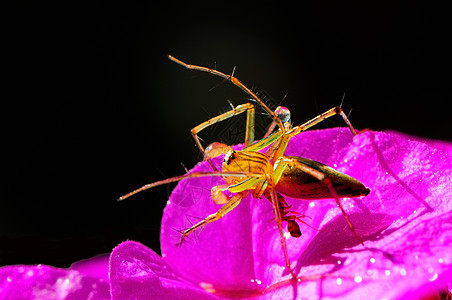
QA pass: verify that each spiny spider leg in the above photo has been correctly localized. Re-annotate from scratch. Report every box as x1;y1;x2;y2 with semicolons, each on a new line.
168;55;285;133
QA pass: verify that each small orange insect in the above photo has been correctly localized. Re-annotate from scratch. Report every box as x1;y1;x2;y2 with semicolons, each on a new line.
119;56;370;280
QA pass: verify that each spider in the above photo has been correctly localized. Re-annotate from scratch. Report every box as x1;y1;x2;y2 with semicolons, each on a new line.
119;56;370;280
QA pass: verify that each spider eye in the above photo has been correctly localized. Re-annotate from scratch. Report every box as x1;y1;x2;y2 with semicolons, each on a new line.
275;106;291;123
224;150;236;165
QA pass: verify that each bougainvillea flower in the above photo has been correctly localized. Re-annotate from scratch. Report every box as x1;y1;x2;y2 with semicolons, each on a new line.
1;128;451;299
110;128;452;299
0;254;110;299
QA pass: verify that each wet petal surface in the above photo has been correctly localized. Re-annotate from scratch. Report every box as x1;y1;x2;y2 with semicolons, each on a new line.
1;129;450;299
0;255;110;300
109;240;218;300
160;128;452;299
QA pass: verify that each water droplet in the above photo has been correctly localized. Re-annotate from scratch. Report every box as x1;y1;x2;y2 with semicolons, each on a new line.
309;202;315;207
438;258;444;264
256;279;262;285
336;278;342;285
337;260;342;265
384;270;391;276
333;163;337;168
284;231;291;239
370;257;376;264
400;268;407;276
26;270;34;277
6;276;12;282
200;282;216;293
354;275;362;283
429;273;438;281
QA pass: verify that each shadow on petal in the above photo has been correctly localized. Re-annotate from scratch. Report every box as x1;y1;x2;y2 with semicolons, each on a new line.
296;212;392;270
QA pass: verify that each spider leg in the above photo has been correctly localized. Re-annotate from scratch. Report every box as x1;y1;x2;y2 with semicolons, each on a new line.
168;55;285;134
190;102;256;157
118;171;252;201
179;190;249;244
268;106;362;162
296;106;359;136
267;187;299;280
273;157;365;245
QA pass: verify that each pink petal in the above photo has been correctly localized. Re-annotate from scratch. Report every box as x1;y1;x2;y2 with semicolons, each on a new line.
159;128;452;299
70;253;110;284
0;256;110;300
386;130;452;157
109;240;218;300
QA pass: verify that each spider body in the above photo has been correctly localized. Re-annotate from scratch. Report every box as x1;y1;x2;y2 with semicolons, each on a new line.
275;156;370;200
119;55;371;280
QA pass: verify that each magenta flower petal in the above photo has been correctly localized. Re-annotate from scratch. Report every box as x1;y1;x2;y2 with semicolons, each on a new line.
4;129;449;299
0;255;110;300
159;128;452;299
70;253;110;283
109;240;218;300
386;130;452;157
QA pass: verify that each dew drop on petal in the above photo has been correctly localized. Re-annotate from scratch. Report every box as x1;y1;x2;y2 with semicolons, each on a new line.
429;273;438;281
354;275;363;283
384;270;391;276
400;268;407;276
337;260;342;265
336;278;342;285
309;202;315;208
370;257;376;264
6;276;12;282
200;282;216;294
438;258;444;264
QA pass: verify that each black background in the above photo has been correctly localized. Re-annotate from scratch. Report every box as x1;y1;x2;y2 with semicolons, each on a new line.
2;1;450;267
